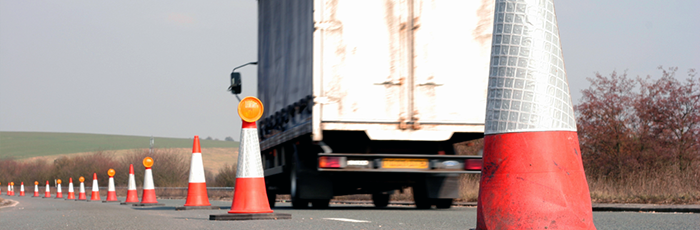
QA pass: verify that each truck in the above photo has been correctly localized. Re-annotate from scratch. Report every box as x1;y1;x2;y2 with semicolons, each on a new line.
231;0;494;209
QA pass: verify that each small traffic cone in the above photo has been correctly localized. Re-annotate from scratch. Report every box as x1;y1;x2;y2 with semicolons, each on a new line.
104;169;119;203
177;136;217;210
33;181;40;197
89;173;101;201
19;182;25;196
66;178;75;200
77;177;87;201
9;182;14;196
121;164;139;205
210;97;290;220
475;0;595;229
55;179;63;198
134;157;163;206
43;181;51;198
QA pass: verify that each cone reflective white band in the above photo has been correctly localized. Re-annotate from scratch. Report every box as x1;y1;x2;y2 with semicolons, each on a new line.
108;177;115;191
69;182;74;193
128;174;136;190
57;184;62;193
144;169;154;189
20;184;24;192
92;179;99;192
485;0;576;135
34;184;38;192
79;182;85;193
236;128;264;178
188;152;206;183
45;183;50;192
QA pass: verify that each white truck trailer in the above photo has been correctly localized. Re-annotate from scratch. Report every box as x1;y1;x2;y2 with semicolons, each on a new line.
232;0;493;209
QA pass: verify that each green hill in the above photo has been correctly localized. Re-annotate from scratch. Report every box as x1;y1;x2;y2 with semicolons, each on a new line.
0;132;239;159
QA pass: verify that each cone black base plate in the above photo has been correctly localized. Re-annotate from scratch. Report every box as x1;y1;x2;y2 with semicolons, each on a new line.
133;203;165;206
175;206;223;211
210;213;292;221
120;202;139;205
102;200;120;203
75;199;87;201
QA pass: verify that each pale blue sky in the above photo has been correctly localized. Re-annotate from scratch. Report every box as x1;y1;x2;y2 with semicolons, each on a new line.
1;0;698;140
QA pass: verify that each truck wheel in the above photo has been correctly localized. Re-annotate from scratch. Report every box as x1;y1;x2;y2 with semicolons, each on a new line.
434;199;453;209
267;191;277;208
311;199;330;209
372;193;390;208
290;162;309;209
412;186;432;209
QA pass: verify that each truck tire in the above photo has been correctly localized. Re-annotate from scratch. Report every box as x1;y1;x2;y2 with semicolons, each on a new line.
412;186;432;209
267;191;277;208
311;199;330;209
372;193;390;208
434;199;453;209
290;166;310;209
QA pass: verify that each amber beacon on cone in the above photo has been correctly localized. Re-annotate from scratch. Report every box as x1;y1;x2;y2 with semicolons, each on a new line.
476;0;596;229
210;97;291;221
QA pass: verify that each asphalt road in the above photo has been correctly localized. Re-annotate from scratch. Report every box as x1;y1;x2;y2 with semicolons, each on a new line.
2;196;699;229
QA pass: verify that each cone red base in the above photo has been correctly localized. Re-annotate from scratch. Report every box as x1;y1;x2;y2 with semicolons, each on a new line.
140;189;158;204
90;191;100;201
124;189;138;203
228;178;273;214
105;191;118;202
184;183;211;206
67;192;75;200
77;193;86;200
33;191;40;197
476;131;595;229
44;192;51;198
19;191;25;196
55;192;63;198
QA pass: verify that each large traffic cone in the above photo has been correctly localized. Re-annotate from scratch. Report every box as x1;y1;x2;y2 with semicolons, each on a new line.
134;157;163;206
104;169;119;202
33;181;40;197
55;179;63;198
476;0;595;229
43;181;51;198
77;177;87;201
121;164;139;205
89;173;101;201
177;136;217;211
66;178;75;200
210;97;290;220
19;182;25;196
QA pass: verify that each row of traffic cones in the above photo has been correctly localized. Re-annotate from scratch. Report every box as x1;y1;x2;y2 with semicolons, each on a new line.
4;97;289;221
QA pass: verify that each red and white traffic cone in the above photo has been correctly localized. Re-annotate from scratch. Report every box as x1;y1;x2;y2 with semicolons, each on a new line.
77;177;87;201
0;183;3;195
121;164;139;204
9;182;14;196
55;179;63;198
475;0;595;229
33;181;40;197
178;136;216;210
66;178;75;200
43;181;51;198
135;157;163;206
210;97;290;220
89;173;101;201
19;182;25;196
104;169;119;202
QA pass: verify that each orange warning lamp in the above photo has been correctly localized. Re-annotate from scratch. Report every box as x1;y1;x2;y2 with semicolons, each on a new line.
56;179;62;184
108;169;116;177
10;182;14;186
238;96;264;122
79;177;85;183
34;181;38;185
143;157;154;168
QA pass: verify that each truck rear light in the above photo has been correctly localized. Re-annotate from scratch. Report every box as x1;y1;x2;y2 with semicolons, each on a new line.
319;156;346;168
464;159;482;171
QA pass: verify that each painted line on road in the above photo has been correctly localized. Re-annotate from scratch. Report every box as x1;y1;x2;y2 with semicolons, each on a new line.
323;218;371;223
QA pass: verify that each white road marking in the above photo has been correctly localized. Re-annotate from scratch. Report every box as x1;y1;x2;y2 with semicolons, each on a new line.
323;218;371;223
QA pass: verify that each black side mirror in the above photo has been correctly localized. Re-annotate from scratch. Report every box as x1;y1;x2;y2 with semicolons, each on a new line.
229;72;242;94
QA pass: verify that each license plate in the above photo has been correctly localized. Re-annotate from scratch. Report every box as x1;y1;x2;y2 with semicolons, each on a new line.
382;158;429;169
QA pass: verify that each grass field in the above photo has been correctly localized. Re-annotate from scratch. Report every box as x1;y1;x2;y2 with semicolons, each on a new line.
0;132;239;160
